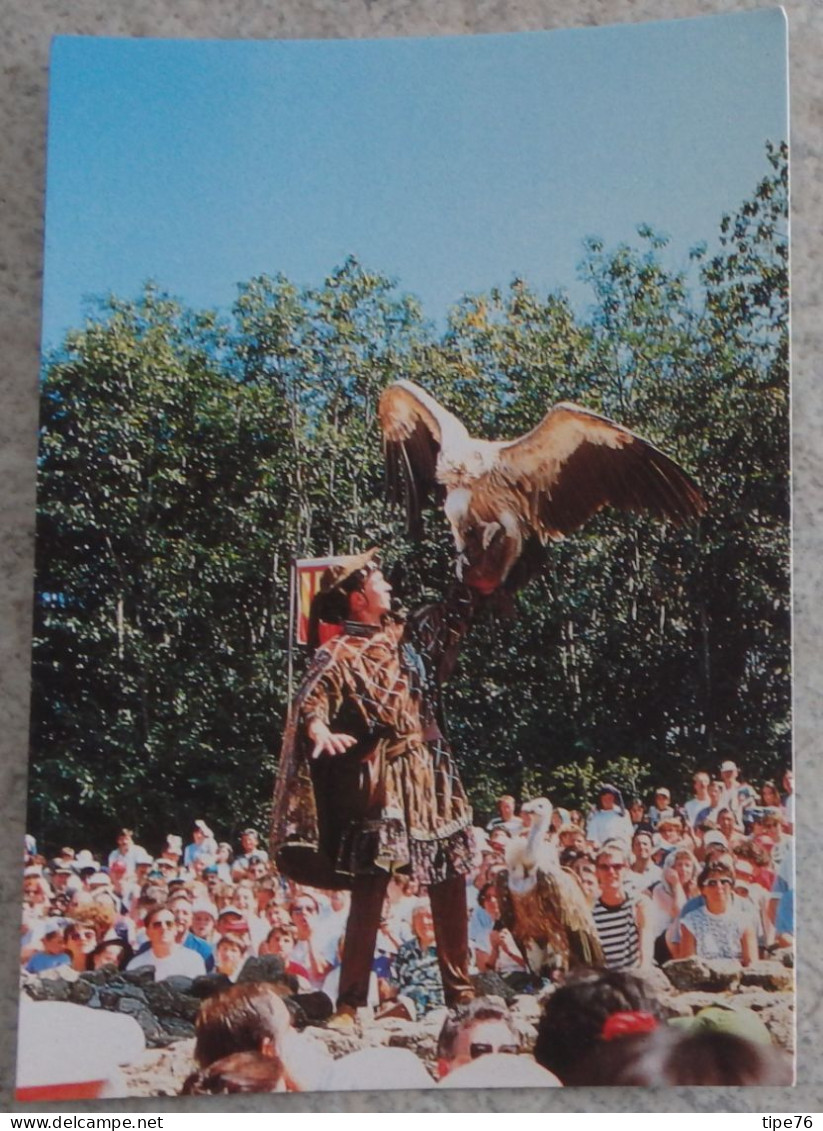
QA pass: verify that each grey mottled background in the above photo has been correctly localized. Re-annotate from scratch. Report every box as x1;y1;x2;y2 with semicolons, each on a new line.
1;0;819;1113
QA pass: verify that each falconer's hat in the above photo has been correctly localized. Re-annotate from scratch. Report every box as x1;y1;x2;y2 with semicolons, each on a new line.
319;547;380;593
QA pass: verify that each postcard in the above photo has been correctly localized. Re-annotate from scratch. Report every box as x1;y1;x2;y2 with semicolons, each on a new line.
18;9;791;1100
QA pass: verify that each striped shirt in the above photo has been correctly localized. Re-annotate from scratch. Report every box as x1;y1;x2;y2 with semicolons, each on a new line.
592;897;640;969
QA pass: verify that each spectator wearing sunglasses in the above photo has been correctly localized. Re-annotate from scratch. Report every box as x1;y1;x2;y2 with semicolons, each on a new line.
436;996;520;1079
679;864;756;965
126;904;207;980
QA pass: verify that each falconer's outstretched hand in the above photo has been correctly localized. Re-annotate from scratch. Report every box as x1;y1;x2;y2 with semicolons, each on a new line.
307;719;357;760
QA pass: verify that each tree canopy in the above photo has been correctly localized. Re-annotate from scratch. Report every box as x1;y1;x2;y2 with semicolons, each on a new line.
28;143;789;850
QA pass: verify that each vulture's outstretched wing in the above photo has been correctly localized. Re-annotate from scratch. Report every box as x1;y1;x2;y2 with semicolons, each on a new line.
496;403;706;541
378;381;469;536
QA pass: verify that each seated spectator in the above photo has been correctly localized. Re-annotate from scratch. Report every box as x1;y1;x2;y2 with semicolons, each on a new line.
213;842;235;883
107;828;146;874
679;863;756;966
183;820;217;869
126;904;207;980
627;797;648;831
232;829;269;879
25;920;72;974
568;853;599;908
645;847;700;963
214;935;249;983
586;785;633;848
469;884;527;978
624;830;662;897
592;844;651;970
684;772;711;828
90;938;134;971
436;996;521;1078
191;898;218;946
64;921;99;972
647;787;674;830
716;807;746;850
182;1050;286;1095
392;901;446;1018
487;794;523;836
533;967;664;1085
287;893;337;991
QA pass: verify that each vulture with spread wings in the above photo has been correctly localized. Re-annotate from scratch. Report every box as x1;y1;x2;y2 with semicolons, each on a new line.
378;380;706;594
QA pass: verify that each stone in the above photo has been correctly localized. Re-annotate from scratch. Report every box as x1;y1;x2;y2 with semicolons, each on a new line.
237;954;287;984
471;971;517;1004
190;973;232;999
79;969;110;986
159;1016;197;1041
68;978;95;1005
739;962;794;992
164;976;195;995
123;966;157;987
662;957;741;992
24;976;71;1003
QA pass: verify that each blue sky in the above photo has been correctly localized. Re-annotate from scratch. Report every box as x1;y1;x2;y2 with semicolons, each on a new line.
42;9;787;350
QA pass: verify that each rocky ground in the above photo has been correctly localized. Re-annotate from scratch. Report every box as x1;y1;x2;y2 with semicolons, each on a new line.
20;953;795;1097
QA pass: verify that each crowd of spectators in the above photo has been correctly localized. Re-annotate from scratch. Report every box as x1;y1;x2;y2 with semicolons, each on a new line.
19;759;794;1091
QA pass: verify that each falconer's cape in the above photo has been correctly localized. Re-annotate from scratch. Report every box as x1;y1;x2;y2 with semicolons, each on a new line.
272;591;476;890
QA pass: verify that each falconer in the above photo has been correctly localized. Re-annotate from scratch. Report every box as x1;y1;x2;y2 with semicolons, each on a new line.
272;549;476;1027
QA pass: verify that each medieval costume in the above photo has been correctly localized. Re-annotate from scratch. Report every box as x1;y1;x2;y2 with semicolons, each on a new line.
272;553;477;1012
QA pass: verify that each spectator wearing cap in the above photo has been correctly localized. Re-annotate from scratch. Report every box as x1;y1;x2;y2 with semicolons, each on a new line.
647;787;674;831
216;906;255;959
718;761;755;819
436;996;521;1079
126;905;207;980
25;920;72;974
684;772;712;828
191;898;219;945
184;821;217;869
586;785;633;848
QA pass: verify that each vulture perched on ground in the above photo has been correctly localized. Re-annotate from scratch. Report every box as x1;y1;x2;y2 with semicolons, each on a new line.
496;798;603;978
378;380;706;594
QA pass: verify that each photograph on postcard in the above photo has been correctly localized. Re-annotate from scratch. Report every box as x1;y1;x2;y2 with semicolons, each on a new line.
18;9;792;1099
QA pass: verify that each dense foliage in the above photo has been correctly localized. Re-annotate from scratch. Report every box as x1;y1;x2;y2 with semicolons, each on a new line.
28;144;789;851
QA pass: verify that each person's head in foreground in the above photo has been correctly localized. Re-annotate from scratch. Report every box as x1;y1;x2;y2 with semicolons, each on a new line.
587;1025;792;1086
181;1050;286;1095
436;996;520;1079
533;968;664;1085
